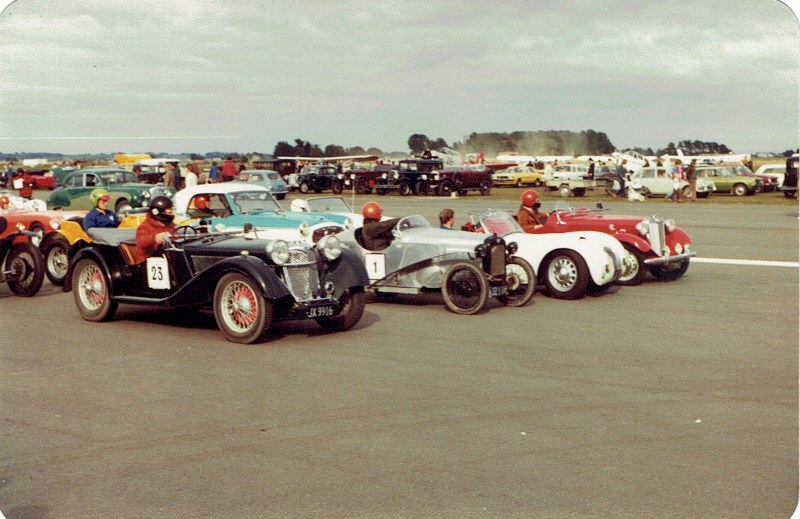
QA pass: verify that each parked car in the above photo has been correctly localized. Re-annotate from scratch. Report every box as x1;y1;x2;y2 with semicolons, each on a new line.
463;209;626;299
61;222;369;343
547;164;590;181
129;158;181;184
780;154;798;198
0;216;45;296
234;170;288;199
517;201;696;286
753;163;786;187
694;164;762;196
30;172;57;189
335;215;535;314
173;184;347;245
617;167;716;199
344;163;394;194
46;169;176;212
492;165;544;188
374;158;444;196
295;164;344;194
433;164;493;196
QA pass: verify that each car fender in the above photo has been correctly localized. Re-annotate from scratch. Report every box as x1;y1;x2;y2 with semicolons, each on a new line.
509;231;624;286
321;247;369;297
174;255;290;307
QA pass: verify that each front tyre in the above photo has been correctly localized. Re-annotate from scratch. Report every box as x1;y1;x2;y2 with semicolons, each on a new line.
43;237;71;286
299;181;310;194
496;257;535;307
6;243;45;297
331;179;343;194
72;258;117;320
442;262;489;315
316;289;365;332
213;273;272;344
732;183;748;196
541;249;589;300
649;259;690;282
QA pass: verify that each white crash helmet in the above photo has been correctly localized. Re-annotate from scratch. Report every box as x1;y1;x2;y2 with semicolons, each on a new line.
290;199;308;212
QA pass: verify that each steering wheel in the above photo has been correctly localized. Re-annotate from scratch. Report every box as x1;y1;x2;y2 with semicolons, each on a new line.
172;225;197;240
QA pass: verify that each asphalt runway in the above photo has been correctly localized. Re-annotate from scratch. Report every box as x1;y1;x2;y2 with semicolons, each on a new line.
1;196;798;518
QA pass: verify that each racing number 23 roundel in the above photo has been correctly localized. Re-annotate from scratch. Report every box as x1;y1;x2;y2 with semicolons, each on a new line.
147;256;171;289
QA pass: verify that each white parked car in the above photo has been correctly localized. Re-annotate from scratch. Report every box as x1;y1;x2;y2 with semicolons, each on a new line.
753;163;786;187
465;209;628;299
615;167;716;198
546;164;590;181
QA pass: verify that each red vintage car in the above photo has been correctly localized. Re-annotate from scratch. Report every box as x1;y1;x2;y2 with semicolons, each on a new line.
30;173;57;189
522;201;695;285
0;208;87;285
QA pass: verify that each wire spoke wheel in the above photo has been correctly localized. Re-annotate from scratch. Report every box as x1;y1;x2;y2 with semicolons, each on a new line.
72;258;116;321
214;273;271;343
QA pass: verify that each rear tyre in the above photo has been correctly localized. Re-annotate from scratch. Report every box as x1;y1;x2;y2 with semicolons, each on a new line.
355;179;368;195
398;181;412;196
442;262;489;315
43;237;70;286
496;257;535;307
331;179;343;194
6;243;45;297
558;184;572;197
541;249;589;300
616;242;648;286
213;273;272;344
316;289;365;332
72;258;117;320
437;179;454;197
299;182;310;194
115;199;132;213
732;183;748;196
479;179;491;196
414;180;430;196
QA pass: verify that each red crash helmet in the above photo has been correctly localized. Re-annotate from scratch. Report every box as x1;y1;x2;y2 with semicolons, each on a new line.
362;201;382;221
521;190;539;207
0;195;9;209
194;195;209;210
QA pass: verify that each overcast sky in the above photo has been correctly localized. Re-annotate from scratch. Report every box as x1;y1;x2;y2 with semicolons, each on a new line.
0;0;797;156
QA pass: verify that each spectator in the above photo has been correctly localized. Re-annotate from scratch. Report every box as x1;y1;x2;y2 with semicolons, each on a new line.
685;159;697;200
13;168;33;200
162;162;176;189
184;162;198;188
667;159;685;203
587;158;595;179
208;161;220;183
614;160;628;198
221;157;238;181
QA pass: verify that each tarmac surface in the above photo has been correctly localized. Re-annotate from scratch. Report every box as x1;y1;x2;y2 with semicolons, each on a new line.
1;194;798;518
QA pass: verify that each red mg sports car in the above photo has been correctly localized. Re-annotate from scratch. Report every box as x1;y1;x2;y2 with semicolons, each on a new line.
520;201;695;286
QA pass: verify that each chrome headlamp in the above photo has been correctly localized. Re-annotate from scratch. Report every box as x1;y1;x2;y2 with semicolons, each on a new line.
474;243;487;258
664;219;676;232
635;221;649;236
267;240;290;265
299;221;310;237
421;174;428;180
381;173;388;179
392;172;399;179
507;241;518;255
317;235;342;261
50;219;61;230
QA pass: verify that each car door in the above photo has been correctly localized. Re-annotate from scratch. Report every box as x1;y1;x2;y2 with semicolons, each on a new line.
63;172;96;209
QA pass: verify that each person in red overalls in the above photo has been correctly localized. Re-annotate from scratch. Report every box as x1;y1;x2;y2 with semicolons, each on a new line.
134;196;177;264
516;190;548;232
14;168;33;200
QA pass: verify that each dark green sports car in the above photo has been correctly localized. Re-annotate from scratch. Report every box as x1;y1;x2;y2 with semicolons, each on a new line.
46;168;175;212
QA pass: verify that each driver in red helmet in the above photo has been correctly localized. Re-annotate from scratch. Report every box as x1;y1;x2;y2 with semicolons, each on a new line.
517;189;548;232
360;201;400;251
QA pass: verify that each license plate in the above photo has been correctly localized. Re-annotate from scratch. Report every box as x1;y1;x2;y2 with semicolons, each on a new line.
490;285;508;297
307;304;336;318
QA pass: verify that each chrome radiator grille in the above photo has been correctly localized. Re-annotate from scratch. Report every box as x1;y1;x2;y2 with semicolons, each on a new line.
646;220;667;257
282;249;319;301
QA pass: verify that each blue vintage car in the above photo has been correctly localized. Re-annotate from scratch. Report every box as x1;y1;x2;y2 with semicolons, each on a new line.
172;184;348;244
234;169;289;200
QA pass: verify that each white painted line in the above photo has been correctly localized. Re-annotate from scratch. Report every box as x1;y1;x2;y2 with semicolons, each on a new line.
693;257;800;268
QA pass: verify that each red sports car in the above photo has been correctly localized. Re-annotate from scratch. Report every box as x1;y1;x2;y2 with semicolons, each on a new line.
523;201;695;285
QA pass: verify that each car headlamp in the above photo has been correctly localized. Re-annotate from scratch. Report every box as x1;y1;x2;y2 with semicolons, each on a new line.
350;173;356;180
434;173;440;181
635;221;649;236
30;228;43;247
392;172;399;179
50;219;60;230
317;235;342;261
381;173;388;179
474;244;487;258
299;221;310;236
421;174;428;181
664;219;676;232
507;241;518;255
267;240;290;265
675;242;683;254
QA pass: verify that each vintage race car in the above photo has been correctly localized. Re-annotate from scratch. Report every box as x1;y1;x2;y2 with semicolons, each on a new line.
524;201;695;285
336;215;535;315
0;216;45;296
173;184;347;244
61;221;369;343
464;209;626;299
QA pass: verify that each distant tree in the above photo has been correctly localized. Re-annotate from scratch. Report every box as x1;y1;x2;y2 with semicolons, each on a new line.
366;147;383;156
274;141;295;156
324;144;346;157
345;146;366;155
407;134;430;155
189;153;204;161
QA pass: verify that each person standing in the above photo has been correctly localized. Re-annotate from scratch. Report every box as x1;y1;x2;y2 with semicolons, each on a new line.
162;162;176;189
184;162;198;188
221;157;238;182
685;159;697;200
208;160;220;183
614;160;628;198
587;158;595;179
438;208;455;229
668;159;685;203
83;189;120;231
13;168;33;200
